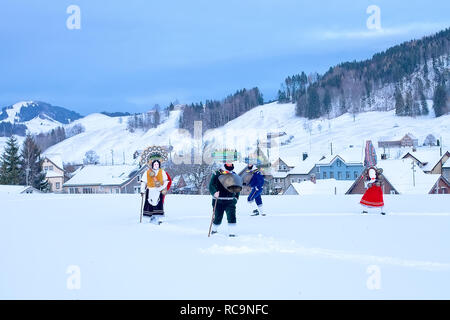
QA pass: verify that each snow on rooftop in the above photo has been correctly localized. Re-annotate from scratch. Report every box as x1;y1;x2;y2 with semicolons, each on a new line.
64;165;140;186
44;154;64;170
0;185;34;194
443;158;450;169
286;179;353;195
288;157;320;175
402;147;447;171
379;159;440;194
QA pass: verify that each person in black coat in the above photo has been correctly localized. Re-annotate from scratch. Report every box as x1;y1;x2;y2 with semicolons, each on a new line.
209;162;240;237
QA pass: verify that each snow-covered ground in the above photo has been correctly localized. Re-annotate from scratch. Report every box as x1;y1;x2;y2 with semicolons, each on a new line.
1;193;449;299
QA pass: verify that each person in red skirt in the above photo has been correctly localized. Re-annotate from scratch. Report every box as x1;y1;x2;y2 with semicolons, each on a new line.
360;167;386;215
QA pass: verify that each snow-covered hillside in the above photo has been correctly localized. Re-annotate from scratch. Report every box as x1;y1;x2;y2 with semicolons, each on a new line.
46;102;450;165
43;110;184;164
2;101;449;166
1;193;449;299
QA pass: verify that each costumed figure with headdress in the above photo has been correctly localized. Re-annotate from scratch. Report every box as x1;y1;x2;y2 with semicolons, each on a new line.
244;164;265;216
208;162;242;237
360;140;386;215
139;146;171;224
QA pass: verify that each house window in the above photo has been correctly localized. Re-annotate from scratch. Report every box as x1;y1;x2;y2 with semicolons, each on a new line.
44;166;48;171
346;172;350;179
298;179;301;183
56;182;60;189
354;172;358;179
83;188;94;194
323;172;327;179
390;190;396;194
330;172;334;179
338;172;342;180
336;160;342;167
441;188;447;194
48;166;54;171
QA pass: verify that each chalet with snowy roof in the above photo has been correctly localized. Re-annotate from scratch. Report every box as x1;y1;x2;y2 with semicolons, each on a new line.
402;149;450;174
429;175;450;194
346;159;442;195
284;178;353;196
63;165;146;194
443;158;450;182
378;133;418;149
170;174;200;194
315;153;364;181
0;185;42;194
42;154;65;193
270;154;322;193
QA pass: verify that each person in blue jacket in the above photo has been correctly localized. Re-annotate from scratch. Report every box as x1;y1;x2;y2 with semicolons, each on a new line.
246;164;265;216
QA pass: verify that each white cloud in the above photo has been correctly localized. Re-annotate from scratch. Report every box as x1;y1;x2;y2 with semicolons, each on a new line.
318;22;449;40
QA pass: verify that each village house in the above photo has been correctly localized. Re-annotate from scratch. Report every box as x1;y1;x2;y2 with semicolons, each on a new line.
429;175;450;194
42;154;65;193
315;153;364;181
402;149;450;174
346;159;441;195
378;133;419;149
171;174;199;194
63;164;146;194
443;158;450;182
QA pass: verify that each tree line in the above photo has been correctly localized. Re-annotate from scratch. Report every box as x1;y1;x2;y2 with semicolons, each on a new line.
127;108;161;132
276;28;450;119
179;87;264;133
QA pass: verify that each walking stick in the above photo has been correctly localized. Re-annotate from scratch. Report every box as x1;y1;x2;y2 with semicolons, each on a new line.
207;196;236;236
139;192;145;223
208;197;218;237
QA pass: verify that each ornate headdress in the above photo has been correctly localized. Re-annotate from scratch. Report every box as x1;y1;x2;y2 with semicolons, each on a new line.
139;146;169;167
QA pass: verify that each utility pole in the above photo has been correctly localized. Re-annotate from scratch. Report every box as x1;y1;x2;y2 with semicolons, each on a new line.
111;150;114;165
411;161;416;187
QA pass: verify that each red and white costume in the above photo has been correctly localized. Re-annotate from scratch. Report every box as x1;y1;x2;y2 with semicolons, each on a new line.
360;167;384;209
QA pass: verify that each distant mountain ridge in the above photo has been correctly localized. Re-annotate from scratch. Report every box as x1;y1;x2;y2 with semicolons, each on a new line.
0;101;83;137
0;101;83;124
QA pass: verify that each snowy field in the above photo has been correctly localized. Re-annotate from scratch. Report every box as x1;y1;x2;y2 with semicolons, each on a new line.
1;194;450;299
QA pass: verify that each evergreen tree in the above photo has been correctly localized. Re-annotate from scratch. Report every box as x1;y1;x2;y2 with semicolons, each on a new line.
404;91;413;116
395;88;405;116
20;134;47;189
433;83;448;117
322;89;332;116
417;81;429;115
306;86;321;119
0;135;22;185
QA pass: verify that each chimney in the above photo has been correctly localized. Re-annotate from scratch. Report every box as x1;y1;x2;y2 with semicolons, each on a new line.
302;152;308;161
310;174;316;184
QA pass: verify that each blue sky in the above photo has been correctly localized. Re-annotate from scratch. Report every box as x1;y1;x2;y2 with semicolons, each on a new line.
1;0;449;115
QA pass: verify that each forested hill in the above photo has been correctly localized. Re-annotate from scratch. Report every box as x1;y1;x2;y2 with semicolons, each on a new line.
277;28;450;119
179;87;264;133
